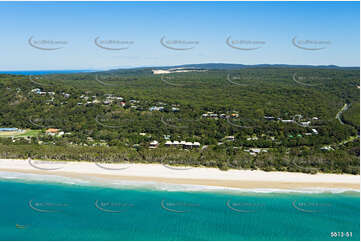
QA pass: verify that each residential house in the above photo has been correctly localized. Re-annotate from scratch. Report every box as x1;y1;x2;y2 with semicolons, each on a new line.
149;140;159;149
165;140;200;149
192;142;200;148
46;128;60;136
220;114;227;119
321;145;334;151
224;136;235;141
300;121;311;127
264;116;275;120
244;148;268;156
246;137;258;141
149;106;164;111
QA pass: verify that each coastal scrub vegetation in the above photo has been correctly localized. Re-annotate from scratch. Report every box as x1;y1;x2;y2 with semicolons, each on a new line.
0;67;359;174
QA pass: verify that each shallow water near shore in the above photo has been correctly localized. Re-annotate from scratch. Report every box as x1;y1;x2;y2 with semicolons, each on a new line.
0;174;359;241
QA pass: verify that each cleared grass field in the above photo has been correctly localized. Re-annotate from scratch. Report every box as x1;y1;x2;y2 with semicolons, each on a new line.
0;129;41;137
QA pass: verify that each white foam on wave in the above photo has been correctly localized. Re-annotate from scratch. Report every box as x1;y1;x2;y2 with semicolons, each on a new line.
0;171;90;185
122;182;360;194
0;171;358;194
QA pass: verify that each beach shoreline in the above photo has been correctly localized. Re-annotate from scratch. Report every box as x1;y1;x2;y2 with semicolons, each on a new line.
0;159;359;190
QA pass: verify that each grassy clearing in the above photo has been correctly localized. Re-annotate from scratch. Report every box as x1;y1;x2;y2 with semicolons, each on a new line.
0;129;42;137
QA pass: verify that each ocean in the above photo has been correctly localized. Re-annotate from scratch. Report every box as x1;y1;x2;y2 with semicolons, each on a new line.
0;70;95;75
0;172;359;241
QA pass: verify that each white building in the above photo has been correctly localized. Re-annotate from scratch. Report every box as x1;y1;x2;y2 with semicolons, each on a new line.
281;120;294;123
165;141;200;149
224;136;235;141
300;121;311;127
149;140;159;148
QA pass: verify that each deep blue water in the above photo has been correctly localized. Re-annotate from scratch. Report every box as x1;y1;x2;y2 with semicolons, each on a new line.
0;177;359;241
0;70;95;75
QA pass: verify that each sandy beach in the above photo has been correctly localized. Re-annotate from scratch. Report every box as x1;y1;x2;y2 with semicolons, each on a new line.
0;159;359;190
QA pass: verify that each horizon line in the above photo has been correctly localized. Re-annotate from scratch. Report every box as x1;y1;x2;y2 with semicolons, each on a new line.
0;63;360;72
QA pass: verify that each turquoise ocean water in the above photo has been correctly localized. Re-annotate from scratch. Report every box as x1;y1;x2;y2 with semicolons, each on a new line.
0;173;359;241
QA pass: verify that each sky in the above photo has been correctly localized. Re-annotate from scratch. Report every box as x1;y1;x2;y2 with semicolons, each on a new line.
0;1;359;70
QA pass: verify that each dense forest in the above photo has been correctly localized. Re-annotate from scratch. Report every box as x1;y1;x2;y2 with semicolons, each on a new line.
0;66;359;174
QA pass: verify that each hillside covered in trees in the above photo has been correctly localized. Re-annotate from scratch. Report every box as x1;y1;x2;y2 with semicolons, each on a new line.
0;66;359;174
